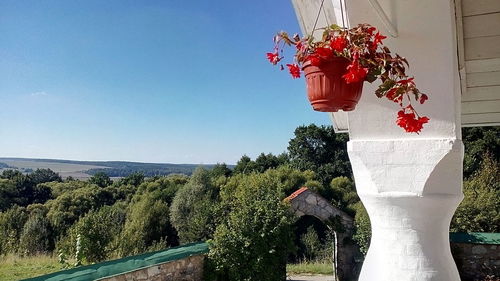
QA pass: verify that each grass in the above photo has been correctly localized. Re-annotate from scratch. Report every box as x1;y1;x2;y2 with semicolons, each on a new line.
0;255;63;281
287;261;334;275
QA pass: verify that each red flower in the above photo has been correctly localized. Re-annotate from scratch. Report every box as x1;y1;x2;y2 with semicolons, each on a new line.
307;55;322;66
342;62;368;83
286;64;301;78
396;110;429;133
397;77;415;86
315;47;333;58
419;94;428;104
330;36;347;52
266;52;280;65
371;32;387;50
366;26;377;35
385;88;399;102
296;41;303;50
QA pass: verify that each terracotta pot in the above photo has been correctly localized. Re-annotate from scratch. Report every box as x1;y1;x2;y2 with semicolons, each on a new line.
302;57;363;112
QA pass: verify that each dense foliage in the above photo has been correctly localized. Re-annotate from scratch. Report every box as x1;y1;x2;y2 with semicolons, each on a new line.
208;171;296;281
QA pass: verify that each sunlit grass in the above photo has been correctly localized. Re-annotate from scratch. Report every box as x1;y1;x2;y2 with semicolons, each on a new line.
287;261;333;275
0;254;63;281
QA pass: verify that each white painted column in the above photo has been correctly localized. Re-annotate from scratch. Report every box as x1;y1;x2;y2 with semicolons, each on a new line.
343;0;464;280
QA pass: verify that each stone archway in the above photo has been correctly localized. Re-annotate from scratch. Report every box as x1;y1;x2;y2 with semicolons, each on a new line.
286;187;359;280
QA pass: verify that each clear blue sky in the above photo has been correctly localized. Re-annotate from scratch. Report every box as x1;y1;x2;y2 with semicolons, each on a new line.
0;0;331;164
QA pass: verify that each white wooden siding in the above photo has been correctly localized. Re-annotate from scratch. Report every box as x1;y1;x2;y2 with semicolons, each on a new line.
460;0;500;126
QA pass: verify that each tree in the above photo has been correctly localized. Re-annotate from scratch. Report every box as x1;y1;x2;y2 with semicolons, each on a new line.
208;171;296;281
0;205;29;254
352;202;371;255
210;163;233;178
88;172;112;188
233;155;256;174
170;168;219;243
316;176;359;215
59;203;127;263
119;193;170;256
29;169;62;185
254;153;286;173
19;210;53;255
0;179;19;211
451;153;499;233
287;124;352;184
119;172;145;187
462;126;500;178
46;186;115;237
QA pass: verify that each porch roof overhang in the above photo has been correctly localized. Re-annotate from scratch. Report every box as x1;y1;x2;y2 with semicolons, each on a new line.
291;0;500;133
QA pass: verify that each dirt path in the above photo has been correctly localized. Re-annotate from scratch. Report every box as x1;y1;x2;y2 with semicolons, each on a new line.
288;275;334;281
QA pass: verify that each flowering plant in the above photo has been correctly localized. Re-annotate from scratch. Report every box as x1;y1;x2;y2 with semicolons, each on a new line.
267;24;429;133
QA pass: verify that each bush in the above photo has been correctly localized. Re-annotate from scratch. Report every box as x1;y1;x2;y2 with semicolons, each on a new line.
300;226;322;261
0;206;29;255
170;168;219;243
58;203;126;263
352;202;371;255
46;186;115;237
208;171;296;281
19;211;53;255
451;153;499;233
118;193;170;256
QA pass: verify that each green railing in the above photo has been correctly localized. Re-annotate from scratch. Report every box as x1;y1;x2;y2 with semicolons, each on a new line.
22;242;208;281
450;232;500;245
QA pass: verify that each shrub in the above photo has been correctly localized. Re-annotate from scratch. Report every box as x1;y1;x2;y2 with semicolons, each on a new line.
208;171;296;281
170;168;219;243
300;226;322;261
118;193;170;256
19;211;53;255
58;203;126;263
352;202;371;255
0;206;29;254
451;153;499;233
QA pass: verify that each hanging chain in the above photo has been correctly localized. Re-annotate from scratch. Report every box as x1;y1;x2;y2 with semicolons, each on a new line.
312;0;349;35
312;0;326;33
340;0;346;28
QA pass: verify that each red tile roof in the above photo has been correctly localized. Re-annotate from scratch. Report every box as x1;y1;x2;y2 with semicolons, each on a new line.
285;186;309;201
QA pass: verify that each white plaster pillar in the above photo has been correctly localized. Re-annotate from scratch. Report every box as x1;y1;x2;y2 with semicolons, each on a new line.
342;0;464;280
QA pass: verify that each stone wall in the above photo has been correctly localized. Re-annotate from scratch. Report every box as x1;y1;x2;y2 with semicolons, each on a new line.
452;243;500;281
100;254;204;281
24;242;208;281
286;187;360;281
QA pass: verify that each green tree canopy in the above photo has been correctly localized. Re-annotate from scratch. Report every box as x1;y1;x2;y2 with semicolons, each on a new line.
462;126;500;178
287;124;351;184
88;172;112;188
170;167;219;243
208;170;295;281
451;153;499;233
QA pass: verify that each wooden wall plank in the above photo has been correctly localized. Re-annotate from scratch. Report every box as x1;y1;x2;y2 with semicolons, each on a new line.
466;58;500;73
462;0;500;16
462;113;500;126
463;13;500;38
464;85;500;101
463;86;500;101
465;36;500;60
462;100;500;114
466;71;500;87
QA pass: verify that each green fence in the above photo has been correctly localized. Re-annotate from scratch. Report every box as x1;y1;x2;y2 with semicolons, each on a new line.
450;232;500;245
22;242;208;281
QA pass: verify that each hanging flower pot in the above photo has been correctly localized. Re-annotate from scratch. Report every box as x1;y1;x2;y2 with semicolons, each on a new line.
302;57;363;112
266;24;430;134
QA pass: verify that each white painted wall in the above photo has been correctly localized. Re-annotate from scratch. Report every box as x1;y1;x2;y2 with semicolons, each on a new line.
343;0;461;140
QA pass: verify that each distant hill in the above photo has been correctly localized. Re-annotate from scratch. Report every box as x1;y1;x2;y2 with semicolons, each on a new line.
0;158;220;179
